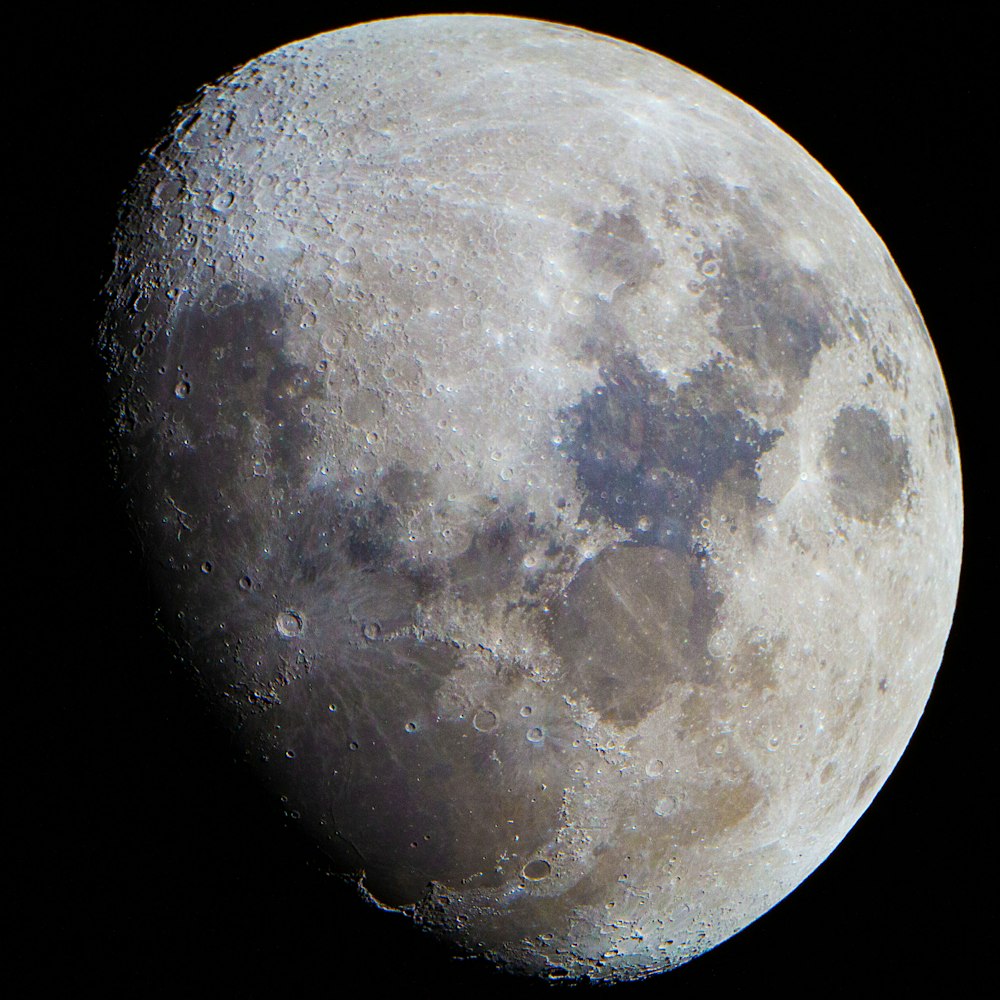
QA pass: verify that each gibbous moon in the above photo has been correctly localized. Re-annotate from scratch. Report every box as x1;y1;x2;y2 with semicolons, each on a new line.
99;15;962;981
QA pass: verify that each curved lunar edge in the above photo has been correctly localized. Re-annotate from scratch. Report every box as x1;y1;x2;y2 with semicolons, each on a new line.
99;15;962;983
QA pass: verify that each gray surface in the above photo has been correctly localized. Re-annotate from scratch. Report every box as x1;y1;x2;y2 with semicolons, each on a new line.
99;15;961;981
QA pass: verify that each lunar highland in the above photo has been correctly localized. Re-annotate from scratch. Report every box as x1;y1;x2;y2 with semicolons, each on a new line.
99;15;962;981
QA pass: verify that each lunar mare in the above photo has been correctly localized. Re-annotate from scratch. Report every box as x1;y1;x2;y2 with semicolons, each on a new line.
99;15;962;982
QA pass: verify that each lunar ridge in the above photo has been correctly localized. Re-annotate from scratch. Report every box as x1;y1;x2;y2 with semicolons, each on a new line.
100;15;962;982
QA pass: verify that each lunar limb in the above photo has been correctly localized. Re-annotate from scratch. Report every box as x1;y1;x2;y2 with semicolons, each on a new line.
100;15;962;981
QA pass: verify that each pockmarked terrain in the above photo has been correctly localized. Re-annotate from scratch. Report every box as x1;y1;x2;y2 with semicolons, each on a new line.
99;15;962;982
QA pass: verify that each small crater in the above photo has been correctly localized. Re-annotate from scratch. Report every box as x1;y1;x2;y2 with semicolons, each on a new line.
522;859;552;881
645;759;665;777
654;795;679;817
275;611;303;638
211;190;235;212
472;709;498;733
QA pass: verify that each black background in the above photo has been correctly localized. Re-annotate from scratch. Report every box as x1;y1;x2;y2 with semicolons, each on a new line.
28;2;985;993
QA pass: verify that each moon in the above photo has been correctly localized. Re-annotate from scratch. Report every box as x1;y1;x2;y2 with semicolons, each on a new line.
98;14;961;983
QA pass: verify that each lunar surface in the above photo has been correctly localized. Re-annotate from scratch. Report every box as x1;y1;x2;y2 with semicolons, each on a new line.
99;15;962;982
